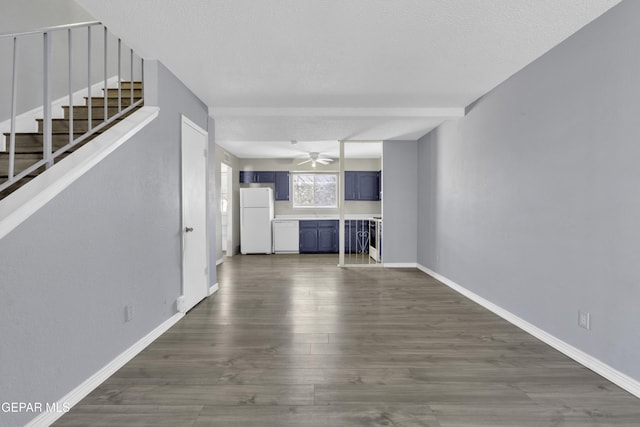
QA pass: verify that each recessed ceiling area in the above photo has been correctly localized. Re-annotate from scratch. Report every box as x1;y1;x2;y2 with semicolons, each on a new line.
76;0;622;158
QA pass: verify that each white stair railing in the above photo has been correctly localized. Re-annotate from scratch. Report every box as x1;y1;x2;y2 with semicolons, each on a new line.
0;21;144;194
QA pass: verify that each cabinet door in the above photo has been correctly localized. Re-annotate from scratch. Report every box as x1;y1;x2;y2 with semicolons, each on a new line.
255;171;275;183
239;171;254;184
274;171;290;200
317;226;337;253
299;221;318;253
344;171;357;200
357;172;380;201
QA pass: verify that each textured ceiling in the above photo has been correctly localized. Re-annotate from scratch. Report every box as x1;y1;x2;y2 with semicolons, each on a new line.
76;0;621;158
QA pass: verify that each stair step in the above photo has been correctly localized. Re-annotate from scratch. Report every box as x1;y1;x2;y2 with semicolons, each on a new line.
2;133;94;153
62;106;122;120
104;88;142;97
36;118;124;133
84;96;140;107
0;83;142;200
119;81;143;90
0;153;44;177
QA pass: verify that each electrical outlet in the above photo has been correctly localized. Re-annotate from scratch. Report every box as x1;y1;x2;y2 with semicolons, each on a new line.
177;296;186;313
124;304;133;322
578;310;591;330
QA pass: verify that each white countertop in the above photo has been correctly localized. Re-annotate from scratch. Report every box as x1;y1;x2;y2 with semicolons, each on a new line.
274;214;380;221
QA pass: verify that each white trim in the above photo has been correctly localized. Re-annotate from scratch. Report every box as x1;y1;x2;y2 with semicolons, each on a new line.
0;107;159;240
340;263;384;268
0;76;120;151
209;283;219;296
25;311;184;427
384;262;418;268
416;264;640;399
216;258;224;265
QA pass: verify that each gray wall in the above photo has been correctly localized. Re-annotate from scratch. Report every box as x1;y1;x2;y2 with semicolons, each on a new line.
0;60;212;426
382;141;417;264
417;0;639;381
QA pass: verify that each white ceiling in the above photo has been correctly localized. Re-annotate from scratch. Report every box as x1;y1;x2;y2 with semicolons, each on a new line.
76;0;621;158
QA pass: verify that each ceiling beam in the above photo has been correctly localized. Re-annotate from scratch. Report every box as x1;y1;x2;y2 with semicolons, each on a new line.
208;107;465;118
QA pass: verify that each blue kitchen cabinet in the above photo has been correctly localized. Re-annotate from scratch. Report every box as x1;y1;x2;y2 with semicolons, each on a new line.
274;171;290;200
344;171;357;200
255;171;275;182
317;220;338;253
344;171;380;201
239;171;253;183
299;220;338;253
356;171;380;200
239;171;276;183
299;221;318;253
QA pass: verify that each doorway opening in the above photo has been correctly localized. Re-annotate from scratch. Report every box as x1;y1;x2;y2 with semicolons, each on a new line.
220;163;233;257
339;140;383;267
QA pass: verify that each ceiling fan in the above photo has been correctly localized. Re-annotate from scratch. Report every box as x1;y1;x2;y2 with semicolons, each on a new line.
297;152;334;168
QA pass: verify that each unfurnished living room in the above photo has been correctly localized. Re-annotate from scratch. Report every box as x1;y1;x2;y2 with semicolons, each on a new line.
1;0;639;426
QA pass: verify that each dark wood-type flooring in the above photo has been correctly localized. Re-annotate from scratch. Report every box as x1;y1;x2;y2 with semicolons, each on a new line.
55;254;640;426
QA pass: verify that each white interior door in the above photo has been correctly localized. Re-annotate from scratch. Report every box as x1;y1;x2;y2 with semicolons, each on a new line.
181;115;208;312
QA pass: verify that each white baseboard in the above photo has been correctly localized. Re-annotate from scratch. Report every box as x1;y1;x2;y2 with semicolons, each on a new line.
26;311;185;427
0;107;159;240
216;258;224;265
416;264;640;399
384;262;418;268
209;283;219;296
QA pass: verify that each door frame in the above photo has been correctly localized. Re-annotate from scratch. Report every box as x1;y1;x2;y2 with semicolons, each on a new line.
179;114;210;312
220;162;234;257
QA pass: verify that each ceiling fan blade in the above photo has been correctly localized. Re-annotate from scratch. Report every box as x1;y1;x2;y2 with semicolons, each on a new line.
316;158;333;164
298;159;312;165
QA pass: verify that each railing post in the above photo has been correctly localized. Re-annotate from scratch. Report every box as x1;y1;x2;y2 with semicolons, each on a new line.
117;38;122;113
68;29;73;146
103;26;108;124
8;37;18;179
43;32;53;168
87;25;92;131
130;48;134;106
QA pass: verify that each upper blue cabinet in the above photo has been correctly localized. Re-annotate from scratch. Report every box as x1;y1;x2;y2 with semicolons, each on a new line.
239;170;290;201
239;171;275;183
344;171;381;201
274;171;290;201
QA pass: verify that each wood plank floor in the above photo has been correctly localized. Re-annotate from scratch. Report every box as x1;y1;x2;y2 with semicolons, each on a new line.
55;254;640;426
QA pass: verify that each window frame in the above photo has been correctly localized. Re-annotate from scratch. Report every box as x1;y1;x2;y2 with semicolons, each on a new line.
291;172;339;209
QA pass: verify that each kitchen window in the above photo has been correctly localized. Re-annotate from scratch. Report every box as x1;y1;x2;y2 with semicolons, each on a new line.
292;173;338;208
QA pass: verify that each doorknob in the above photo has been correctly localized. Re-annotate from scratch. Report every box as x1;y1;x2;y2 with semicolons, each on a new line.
185;227;194;233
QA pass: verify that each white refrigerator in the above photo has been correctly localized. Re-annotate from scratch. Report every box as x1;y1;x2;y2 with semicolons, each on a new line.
240;188;274;254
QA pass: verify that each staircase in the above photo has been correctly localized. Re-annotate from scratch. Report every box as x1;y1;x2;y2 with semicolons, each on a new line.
0;81;143;200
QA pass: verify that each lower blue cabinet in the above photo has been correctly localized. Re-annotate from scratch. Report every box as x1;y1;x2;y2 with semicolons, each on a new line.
299;220;338;253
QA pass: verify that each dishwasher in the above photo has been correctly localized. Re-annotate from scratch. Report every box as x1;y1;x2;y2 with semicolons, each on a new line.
272;220;299;253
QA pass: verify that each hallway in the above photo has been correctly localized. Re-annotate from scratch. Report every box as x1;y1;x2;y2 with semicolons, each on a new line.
55;255;640;426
